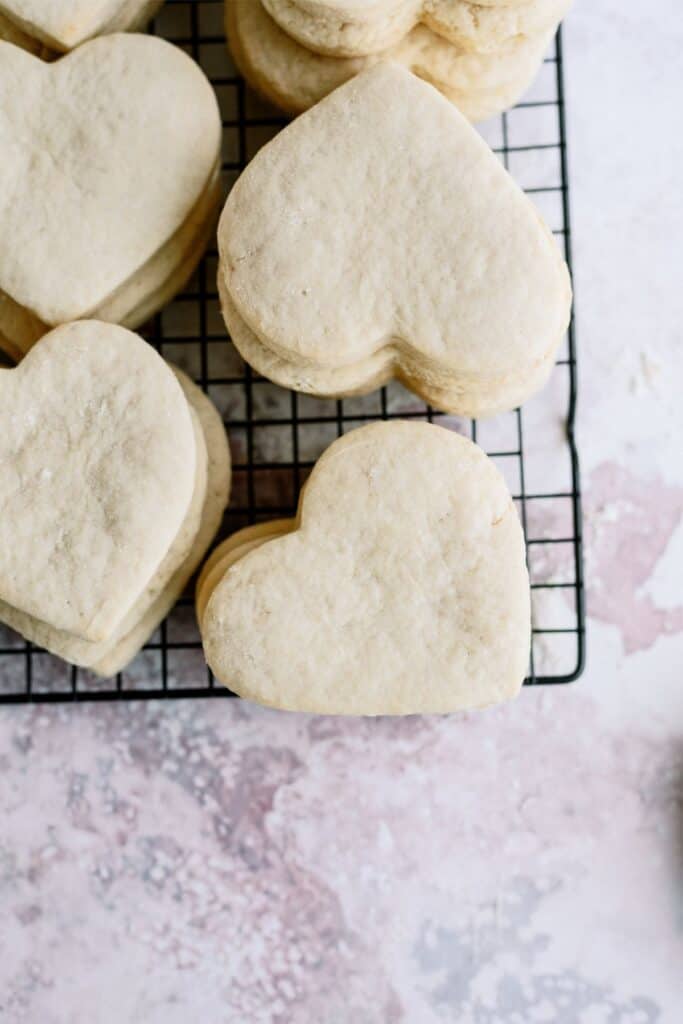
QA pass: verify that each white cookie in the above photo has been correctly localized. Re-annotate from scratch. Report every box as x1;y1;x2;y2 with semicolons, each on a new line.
218;65;571;417
219;281;559;418
0;160;222;360
0;380;206;669
0;321;232;675
0;321;201;643
228;0;553;119
0;161;221;361
422;0;571;55
88;372;231;677
200;421;530;715
196;519;290;625
0;35;221;352
0;0;164;53
0;370;230;675
263;0;571;57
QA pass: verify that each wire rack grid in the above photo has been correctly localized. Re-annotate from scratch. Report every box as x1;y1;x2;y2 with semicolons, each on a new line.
0;0;585;704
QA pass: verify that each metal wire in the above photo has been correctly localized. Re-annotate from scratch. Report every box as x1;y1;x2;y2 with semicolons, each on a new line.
0;0;585;703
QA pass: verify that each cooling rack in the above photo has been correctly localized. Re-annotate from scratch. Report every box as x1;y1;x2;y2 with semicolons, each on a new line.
0;0;585;703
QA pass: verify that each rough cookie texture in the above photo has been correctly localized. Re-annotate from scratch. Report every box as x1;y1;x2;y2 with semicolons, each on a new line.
0;35;221;339
218;65;571;417
262;0;571;57
0;322;231;673
89;371;230;677
201;421;531;715
228;1;553;119
0;321;198;641
0;158;222;359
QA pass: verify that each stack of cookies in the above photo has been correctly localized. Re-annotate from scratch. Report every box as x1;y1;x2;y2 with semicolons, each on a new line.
0;7;574;711
0;320;231;677
218;65;571;418
226;0;572;120
198;420;531;715
0;32;221;363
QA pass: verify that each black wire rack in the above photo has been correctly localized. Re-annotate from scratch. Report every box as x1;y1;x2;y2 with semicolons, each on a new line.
0;0;585;704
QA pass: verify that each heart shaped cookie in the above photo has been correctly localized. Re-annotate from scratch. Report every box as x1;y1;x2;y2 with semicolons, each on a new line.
263;0;571;57
0;321;231;673
0;321;197;640
228;0;554;120
0;1;164;53
0;34;221;356
218;64;571;418
199;421;530;715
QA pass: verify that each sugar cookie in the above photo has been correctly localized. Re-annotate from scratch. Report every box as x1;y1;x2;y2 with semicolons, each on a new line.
218;65;571;417
0;35;221;358
0;321;231;674
200;421;530;715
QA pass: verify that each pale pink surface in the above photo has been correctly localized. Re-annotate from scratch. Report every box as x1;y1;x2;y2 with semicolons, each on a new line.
1;2;683;1021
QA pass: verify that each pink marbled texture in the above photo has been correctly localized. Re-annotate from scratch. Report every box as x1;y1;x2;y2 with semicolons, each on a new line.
0;693;681;1024
2;1;683;1021
585;463;683;654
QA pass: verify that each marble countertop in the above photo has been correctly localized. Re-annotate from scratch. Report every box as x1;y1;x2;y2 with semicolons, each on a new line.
1;1;682;1021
